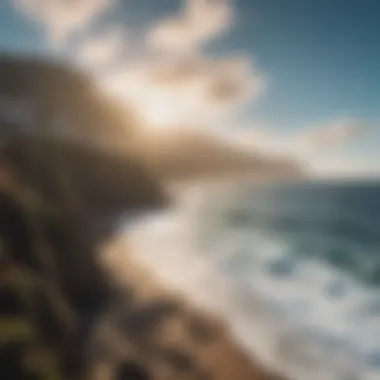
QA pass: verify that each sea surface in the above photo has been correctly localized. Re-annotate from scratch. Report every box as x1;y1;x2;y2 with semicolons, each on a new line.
129;180;380;380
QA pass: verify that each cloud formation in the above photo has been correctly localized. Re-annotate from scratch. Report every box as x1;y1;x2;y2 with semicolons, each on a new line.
106;55;262;126
227;118;366;160
128;0;259;126
148;0;234;54
14;0;262;128
14;0;111;47
76;27;126;68
298;118;365;151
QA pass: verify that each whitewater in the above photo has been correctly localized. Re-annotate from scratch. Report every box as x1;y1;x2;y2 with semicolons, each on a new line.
128;181;380;380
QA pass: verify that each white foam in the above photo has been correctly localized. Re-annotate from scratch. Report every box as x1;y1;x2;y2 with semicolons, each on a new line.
127;185;380;380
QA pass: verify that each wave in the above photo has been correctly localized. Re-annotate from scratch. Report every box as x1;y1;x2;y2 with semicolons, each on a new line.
128;184;380;380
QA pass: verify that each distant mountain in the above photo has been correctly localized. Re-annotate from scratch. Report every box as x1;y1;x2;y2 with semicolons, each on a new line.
132;129;304;183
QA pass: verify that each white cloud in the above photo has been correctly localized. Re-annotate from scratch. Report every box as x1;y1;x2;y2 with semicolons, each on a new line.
99;1;261;128
76;27;126;68
309;154;380;178
147;0;234;54
105;55;263;127
14;0;263;129
14;0;112;47
298;118;365;151
226;118;366;161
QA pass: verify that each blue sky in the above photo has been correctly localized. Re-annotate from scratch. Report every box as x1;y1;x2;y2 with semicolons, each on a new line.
1;0;379;176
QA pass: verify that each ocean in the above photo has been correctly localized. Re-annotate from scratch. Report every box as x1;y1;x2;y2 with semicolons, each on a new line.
129;180;380;380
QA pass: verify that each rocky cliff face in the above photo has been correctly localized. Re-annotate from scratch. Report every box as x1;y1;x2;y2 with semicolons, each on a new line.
0;52;288;380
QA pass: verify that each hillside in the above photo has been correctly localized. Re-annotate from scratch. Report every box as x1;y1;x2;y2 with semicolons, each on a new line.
0;53;137;148
0;52;304;184
132;129;304;183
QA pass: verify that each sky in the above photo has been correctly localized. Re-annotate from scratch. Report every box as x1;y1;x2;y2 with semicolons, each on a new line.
0;0;379;177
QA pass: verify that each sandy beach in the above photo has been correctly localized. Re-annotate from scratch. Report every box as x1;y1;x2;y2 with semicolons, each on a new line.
100;237;288;380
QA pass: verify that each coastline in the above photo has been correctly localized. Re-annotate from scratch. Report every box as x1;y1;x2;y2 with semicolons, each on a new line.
101;236;288;380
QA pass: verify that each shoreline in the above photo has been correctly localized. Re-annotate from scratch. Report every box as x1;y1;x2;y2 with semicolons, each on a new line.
101;236;289;380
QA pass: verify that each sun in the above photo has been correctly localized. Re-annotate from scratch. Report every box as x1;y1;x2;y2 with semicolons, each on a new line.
105;74;185;131
142;97;181;129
